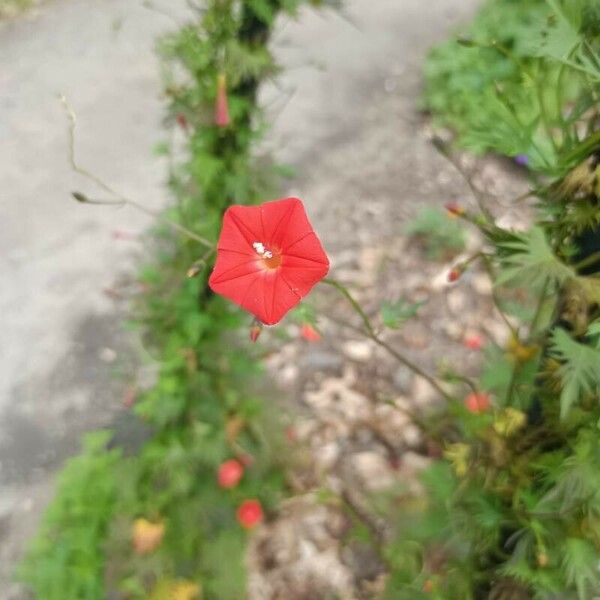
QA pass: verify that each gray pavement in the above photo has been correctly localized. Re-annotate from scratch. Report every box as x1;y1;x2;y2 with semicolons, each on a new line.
0;0;479;595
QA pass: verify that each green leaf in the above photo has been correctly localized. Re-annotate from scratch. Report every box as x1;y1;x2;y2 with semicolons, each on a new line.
562;537;600;599
549;327;600;417
496;226;575;288
381;299;426;329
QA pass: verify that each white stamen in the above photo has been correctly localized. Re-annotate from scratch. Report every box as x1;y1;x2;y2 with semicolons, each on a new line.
253;241;275;259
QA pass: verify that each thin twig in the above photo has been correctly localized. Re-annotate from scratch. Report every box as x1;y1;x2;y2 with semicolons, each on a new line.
431;137;493;222
60;95;213;249
322;278;452;401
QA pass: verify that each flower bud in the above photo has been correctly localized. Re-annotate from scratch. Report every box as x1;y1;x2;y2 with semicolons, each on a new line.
176;113;188;130
444;201;465;218
464;332;484;351
250;323;262;343
215;74;230;128
447;267;462;282
300;323;321;342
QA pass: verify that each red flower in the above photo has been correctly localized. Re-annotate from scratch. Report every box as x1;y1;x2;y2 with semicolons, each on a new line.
237;499;263;529
218;459;244;489
215;74;230;128
300;323;321;342
464;333;484;350
464;392;491;413
209;198;329;325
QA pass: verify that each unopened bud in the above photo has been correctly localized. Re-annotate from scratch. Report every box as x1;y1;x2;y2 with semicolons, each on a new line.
72;191;88;202
176;113;188;130
187;259;205;278
250;323;262;343
448;266;462;282
444;201;465;218
215;74;230;128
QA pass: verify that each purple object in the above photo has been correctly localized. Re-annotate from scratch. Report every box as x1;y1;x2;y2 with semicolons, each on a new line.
514;154;529;167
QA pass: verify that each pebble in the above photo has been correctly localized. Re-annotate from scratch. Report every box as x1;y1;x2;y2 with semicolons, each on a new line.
446;288;467;314
392;365;412;392
300;350;344;374
410;377;437;406
472;272;493;296
342;340;373;362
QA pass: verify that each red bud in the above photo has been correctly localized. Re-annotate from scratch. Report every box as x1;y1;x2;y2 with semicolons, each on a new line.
448;267;462;282
444;201;465;217
176;113;188;130
464;333;484;351
249;323;262;343
300;323;321;342
215;74;230;128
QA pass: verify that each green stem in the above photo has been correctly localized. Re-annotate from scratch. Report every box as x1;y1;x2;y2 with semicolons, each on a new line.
62;95;213;249
323;278;452;401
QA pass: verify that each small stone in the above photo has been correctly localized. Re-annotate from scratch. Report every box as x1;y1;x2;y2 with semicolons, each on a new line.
402;424;422;447
279;364;299;386
316;442;340;471
401;451;431;473
446;288;467;314
392;366;412;392
300;350;343;374
411;377;437;406
443;321;462;340
98;347;117;363
349;451;395;491
471;272;492;296
342;340;373;362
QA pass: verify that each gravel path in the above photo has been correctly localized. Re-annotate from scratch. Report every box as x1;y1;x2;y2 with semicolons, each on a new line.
0;0;482;595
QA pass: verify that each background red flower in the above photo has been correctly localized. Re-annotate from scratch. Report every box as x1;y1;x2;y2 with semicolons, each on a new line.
209;197;329;325
464;392;491;413
218;459;244;489
237;499;263;529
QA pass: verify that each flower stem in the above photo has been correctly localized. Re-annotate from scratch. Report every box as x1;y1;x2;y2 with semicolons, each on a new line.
322;278;452;401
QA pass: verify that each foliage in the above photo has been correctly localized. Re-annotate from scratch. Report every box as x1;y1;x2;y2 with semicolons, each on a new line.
18;432;121;600
423;0;599;170
381;298;426;329
376;1;600;598
404;207;466;259
19;1;328;598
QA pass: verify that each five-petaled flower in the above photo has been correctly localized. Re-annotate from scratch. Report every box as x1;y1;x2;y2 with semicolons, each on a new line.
209;197;329;325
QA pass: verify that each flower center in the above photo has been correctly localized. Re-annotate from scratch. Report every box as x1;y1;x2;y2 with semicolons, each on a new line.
253;241;282;270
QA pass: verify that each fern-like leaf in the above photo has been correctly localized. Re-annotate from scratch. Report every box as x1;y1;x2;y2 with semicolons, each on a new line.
549;328;600;417
496;227;575;288
562;537;600;600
